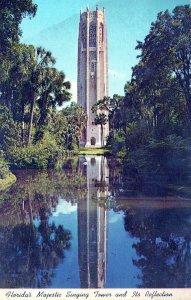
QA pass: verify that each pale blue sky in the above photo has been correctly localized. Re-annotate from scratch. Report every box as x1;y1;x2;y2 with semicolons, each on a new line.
21;0;190;101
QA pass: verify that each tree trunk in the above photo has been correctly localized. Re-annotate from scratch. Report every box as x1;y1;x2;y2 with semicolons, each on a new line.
112;111;115;140
187;96;191;124
101;124;103;147
27;93;35;147
28;193;34;225
21;104;25;146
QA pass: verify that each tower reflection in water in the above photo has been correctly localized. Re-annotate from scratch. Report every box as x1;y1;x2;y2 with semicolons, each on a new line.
78;156;109;288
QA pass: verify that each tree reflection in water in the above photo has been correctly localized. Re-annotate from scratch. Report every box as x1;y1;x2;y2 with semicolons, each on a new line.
124;208;191;288
1;156;191;288
0;165;86;288
0;221;71;288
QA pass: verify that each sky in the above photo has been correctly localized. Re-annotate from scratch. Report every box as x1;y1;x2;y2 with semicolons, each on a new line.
21;0;190;102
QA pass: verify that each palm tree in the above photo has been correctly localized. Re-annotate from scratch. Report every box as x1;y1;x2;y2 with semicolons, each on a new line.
26;47;71;146
26;47;54;146
95;113;107;147
91;95;123;141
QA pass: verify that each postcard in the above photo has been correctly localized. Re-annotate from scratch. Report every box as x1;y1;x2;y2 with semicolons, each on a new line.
0;0;191;299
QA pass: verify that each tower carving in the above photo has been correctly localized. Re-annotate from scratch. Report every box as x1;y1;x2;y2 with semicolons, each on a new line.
77;6;109;147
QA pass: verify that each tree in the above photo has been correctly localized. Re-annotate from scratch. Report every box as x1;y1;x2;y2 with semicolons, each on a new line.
0;105;21;151
0;1;38;147
0;0;37;54
61;102;88;149
112;5;191;156
26;47;55;146
37;68;71;127
0;44;71;147
95;113;107;147
47;103;87;150
24;47;71;146
92;95;123;140
0;44;36;145
135;5;191;120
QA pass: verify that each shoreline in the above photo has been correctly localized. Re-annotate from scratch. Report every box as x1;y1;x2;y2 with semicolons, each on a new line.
78;148;111;156
0;172;17;191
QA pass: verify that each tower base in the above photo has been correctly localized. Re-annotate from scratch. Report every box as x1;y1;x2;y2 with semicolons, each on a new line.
85;142;102;148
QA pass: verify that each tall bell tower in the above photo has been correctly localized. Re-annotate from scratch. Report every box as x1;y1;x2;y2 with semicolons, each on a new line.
77;5;109;148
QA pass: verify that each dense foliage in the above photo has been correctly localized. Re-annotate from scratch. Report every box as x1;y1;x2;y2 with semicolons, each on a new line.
0;1;87;170
0;0;37;54
103;5;191;168
0;153;8;180
1;3;191;173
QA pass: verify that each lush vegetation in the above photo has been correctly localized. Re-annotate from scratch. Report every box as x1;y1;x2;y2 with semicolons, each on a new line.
1;3;191;179
94;6;191;169
1;2;191;289
0;1;88;174
0;152;16;190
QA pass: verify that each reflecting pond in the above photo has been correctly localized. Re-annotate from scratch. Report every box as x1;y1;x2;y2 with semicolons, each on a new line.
0;155;191;288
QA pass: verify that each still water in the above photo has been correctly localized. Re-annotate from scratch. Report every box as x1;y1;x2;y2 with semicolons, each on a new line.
0;156;191;288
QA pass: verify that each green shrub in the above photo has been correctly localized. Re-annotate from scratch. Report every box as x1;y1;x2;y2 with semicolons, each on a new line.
7;133;79;169
0;172;16;191
0;160;9;179
0;151;16;190
7;133;61;169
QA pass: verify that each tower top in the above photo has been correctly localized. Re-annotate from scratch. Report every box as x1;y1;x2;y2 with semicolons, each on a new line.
80;5;105;15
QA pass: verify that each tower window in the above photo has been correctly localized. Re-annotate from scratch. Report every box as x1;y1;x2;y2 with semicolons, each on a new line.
89;23;96;47
99;23;104;43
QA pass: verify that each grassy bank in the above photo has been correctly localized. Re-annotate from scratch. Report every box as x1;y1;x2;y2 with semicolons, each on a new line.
0;172;16;191
78;148;111;156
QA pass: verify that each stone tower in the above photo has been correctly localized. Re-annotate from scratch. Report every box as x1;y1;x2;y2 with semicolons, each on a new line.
77;5;109;148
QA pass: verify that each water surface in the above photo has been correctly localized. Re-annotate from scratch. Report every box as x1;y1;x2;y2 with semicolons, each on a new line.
0;156;191;288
